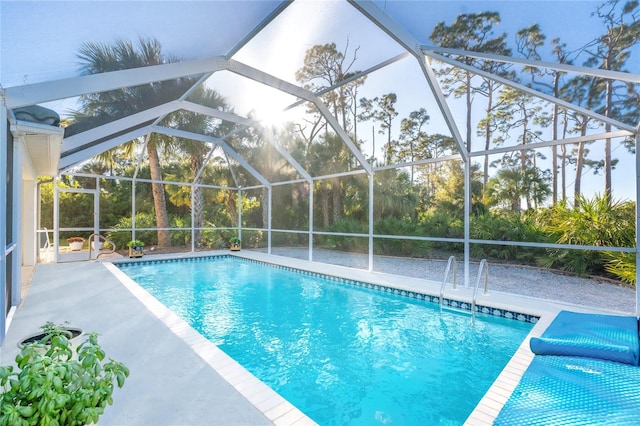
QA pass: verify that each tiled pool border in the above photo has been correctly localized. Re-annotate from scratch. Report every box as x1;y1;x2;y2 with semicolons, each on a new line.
116;254;539;324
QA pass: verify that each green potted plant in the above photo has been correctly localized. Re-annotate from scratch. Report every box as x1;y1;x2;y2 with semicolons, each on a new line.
0;322;129;425
18;321;83;351
126;239;145;258
229;237;241;251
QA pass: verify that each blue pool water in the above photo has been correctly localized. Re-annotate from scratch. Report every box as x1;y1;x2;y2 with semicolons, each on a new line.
119;256;533;425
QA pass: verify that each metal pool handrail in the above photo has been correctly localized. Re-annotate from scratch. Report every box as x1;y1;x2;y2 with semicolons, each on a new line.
87;233;117;260
471;259;489;321
439;255;457;310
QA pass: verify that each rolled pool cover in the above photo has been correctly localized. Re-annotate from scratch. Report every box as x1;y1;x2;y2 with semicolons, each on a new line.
529;310;640;365
494;355;640;425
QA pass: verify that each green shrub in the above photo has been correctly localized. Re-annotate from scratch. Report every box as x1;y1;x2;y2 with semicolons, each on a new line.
317;219;368;252
199;229;229;249
271;232;307;247
170;216;191;246
604;252;636;285
106;212;157;248
373;217;431;257
539;195;635;277
470;212;547;263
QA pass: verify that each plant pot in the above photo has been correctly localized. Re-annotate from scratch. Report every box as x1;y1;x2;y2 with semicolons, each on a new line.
129;246;144;258
18;327;83;354
230;243;241;251
69;241;83;251
91;241;104;250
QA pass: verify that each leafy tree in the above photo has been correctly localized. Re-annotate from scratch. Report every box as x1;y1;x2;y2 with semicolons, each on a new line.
559;74;605;203
582;0;640;197
372;169;417;221
398;108;430;183
428;161;484;219
475;62;514;187
294;41;366;143
491;86;551;209
294;42;369;227
307;132;354;227
358;93;398;165
430;12;508;153
398;116;457;200
517;24;574;203
83;144;137;177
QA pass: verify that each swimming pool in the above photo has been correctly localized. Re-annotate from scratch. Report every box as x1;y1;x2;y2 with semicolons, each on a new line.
118;256;534;425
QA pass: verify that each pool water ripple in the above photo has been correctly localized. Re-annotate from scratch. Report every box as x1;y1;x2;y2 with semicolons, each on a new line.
120;257;532;425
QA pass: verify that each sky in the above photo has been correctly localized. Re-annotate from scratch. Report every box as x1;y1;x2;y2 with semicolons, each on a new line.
1;0;638;200
229;0;638;200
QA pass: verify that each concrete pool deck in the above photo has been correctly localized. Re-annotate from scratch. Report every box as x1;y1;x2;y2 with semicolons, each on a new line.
1;250;628;425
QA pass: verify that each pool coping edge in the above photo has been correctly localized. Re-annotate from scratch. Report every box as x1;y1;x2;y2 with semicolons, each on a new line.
104;262;318;426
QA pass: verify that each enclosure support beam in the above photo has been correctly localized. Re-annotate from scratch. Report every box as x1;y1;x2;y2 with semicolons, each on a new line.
368;172;374;272
60;125;154;171
421;45;640;84
635;126;640;315
53;178;59;263
351;0;470;284
4;57;229;109
131;177;137;243
226;59;372;174
424;50;636;134
92;178;100;259
191;185;196;253
464;162;471;288
309;183;314;262
61;102;178;155
154;126;270;188
238;189;243;249
268;187;272;255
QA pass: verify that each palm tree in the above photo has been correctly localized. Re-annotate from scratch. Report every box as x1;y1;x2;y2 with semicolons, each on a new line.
161;87;231;247
70;37;197;247
485;167;551;214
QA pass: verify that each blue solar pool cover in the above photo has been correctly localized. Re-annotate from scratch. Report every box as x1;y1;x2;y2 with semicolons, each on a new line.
494;355;640;425
529;310;640;365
